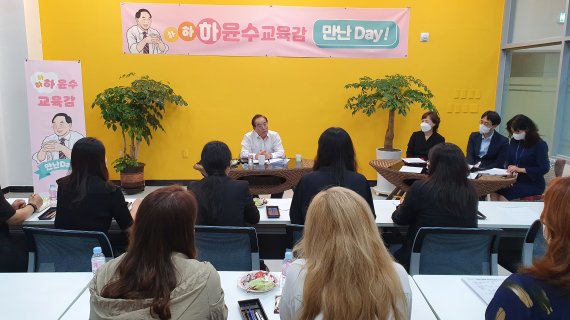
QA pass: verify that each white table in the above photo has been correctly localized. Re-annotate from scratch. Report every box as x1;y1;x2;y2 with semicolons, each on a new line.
413;275;507;320
61;272;436;320
0;272;93;320
477;201;543;228
19;198;543;230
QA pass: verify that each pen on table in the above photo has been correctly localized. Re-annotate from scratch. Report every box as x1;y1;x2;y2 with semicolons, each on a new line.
248;307;255;320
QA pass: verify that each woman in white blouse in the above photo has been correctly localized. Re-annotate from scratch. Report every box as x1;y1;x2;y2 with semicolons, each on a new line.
280;187;411;320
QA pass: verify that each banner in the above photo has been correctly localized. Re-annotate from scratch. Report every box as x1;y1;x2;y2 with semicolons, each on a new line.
24;60;86;195
121;4;409;58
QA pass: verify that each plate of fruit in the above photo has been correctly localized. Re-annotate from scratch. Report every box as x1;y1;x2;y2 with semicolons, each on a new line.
238;270;279;293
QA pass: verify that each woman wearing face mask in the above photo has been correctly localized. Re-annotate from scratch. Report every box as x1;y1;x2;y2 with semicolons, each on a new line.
406;111;445;159
492;114;550;201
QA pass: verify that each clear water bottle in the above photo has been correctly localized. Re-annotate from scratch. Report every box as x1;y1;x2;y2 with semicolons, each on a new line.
91;247;106;274
49;184;57;203
281;251;293;287
248;153;254;166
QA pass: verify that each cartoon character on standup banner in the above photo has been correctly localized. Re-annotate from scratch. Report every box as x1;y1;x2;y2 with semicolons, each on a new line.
32;113;85;164
126;8;169;54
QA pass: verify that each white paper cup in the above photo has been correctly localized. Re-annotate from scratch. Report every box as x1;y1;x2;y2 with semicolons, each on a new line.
295;154;302;162
258;155;266;164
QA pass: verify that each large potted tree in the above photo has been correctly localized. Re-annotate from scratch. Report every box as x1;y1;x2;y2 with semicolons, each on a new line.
344;74;437;194
92;73;188;193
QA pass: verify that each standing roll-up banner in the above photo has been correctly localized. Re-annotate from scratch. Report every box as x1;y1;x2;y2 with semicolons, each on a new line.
24;60;86;196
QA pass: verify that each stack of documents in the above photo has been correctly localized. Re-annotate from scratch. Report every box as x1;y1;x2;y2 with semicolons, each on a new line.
478;168;510;176
399;166;423;173
462;277;506;304
402;158;426;164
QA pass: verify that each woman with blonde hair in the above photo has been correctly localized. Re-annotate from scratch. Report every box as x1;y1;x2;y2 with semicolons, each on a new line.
280;187;411;320
486;177;570;319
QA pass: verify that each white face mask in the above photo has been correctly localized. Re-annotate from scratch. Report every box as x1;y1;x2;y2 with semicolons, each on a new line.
420;122;432;132
479;124;491;135
513;132;526;140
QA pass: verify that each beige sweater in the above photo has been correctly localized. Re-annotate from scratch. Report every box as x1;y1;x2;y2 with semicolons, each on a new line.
89;252;227;320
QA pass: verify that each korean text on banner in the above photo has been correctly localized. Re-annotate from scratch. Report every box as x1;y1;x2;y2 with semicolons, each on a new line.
121;4;409;58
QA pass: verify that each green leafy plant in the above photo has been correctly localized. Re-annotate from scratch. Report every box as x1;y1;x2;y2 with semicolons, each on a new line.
345;74;436;151
111;155;139;173
92;73;188;172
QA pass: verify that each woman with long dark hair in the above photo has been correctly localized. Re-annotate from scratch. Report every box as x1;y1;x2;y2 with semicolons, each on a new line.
392;143;478;268
289;127;374;225
486;177;570;319
90;186;227;319
188;141;259;226
492;114;550;201
55;137;138;233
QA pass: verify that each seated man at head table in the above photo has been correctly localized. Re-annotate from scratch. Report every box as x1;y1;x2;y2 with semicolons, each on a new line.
466;110;509;170
240;114;285;161
0;188;43;271
240;114;286;198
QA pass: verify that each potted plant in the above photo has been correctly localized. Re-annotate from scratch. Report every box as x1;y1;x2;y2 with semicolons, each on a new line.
92;73;188;193
344;74;436;193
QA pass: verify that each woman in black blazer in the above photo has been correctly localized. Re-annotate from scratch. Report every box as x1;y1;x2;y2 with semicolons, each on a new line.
290;127;375;225
55;137;138;234
406;111;445;159
188;141;259;226
392;143;478;269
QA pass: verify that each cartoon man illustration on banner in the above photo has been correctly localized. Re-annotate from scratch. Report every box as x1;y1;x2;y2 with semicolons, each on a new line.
32;112;84;164
126;8;169;54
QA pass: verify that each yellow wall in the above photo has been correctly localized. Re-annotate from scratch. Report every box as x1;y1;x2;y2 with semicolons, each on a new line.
39;0;504;180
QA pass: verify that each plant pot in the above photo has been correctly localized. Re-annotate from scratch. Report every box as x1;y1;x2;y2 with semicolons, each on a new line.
120;163;145;194
373;148;402;196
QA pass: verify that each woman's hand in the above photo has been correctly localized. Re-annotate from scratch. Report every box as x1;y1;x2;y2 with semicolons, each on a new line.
507;165;526;174
11;199;26;210
28;194;43;208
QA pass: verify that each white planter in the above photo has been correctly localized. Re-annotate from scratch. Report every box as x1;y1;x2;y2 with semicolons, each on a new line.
372;148;402;195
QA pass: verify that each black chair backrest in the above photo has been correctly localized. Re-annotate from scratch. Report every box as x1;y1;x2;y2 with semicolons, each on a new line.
23;227;113;272
522;219;547;267
285;224;304;250
410;227;503;275
195;225;259;271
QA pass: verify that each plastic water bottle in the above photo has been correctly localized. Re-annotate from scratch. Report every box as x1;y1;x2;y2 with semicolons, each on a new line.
49;184;57;203
91;247;106;274
248;153;254;167
281;251;293;287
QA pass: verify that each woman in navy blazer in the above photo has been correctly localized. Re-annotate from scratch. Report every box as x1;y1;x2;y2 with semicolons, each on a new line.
289;127;375;225
493;115;550;201
188;141;259;226
466;111;509;170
